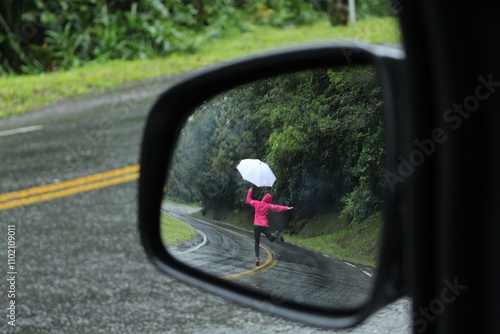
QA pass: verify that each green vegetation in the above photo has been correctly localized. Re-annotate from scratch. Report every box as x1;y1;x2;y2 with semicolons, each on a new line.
0;17;399;119
286;212;381;267
1;1;396;74
1;0;328;74
160;213;196;247
167;67;384;222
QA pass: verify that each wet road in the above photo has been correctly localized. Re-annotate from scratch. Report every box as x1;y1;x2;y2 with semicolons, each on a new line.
0;75;411;333
165;204;374;310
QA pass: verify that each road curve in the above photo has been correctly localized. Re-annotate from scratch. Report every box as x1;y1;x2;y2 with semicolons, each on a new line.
164;203;375;309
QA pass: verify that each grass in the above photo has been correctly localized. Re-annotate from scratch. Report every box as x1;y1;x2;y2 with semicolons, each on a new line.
160;213;196;247
163;198;200;209
0;17;400;119
286;212;382;267
224;207;255;230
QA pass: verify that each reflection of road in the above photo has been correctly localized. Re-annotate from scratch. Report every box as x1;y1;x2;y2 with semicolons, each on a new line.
163;203;375;309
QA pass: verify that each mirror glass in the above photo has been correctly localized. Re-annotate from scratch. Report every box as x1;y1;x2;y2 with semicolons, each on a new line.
161;66;385;309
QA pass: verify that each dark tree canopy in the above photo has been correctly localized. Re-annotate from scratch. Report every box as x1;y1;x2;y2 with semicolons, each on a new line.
166;66;385;226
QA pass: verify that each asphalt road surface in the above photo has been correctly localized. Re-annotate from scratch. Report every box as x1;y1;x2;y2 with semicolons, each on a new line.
0;74;411;333
164;203;375;310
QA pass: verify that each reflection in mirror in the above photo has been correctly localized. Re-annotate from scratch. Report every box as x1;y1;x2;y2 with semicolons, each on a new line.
161;66;384;310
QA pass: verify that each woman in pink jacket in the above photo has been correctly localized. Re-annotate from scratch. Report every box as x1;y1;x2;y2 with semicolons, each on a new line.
246;187;293;266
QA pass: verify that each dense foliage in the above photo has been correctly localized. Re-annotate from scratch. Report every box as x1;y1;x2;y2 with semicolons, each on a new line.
0;0;394;74
1;0;323;74
166;66;385;226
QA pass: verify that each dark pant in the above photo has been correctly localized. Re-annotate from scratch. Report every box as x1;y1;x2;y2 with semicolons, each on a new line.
253;225;276;257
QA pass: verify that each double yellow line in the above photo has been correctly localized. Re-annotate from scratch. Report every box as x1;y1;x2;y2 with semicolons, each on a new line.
0;165;140;211
185;215;278;281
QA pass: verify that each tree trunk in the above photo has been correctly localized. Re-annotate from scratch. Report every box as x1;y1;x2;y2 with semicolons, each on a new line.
328;0;349;26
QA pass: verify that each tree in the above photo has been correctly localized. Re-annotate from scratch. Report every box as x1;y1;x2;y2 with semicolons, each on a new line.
328;0;349;26
166;66;385;224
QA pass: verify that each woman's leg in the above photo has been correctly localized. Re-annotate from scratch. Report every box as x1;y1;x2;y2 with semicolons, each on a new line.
254;226;277;266
263;227;277;243
254;225;262;258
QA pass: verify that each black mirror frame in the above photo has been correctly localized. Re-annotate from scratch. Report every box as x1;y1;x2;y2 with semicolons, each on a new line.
138;42;406;329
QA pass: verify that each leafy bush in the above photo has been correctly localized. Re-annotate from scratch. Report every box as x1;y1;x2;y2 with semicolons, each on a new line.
0;0;327;74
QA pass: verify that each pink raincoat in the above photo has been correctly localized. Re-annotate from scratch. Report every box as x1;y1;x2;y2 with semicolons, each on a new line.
246;188;289;227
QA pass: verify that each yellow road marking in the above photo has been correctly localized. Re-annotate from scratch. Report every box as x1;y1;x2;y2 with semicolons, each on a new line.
0;165;140;211
183;215;277;281
222;260;278;281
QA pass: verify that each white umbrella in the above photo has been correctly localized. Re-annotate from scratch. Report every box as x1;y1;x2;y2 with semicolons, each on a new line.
236;159;276;187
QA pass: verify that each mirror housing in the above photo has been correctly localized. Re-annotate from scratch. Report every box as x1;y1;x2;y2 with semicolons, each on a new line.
138;43;406;328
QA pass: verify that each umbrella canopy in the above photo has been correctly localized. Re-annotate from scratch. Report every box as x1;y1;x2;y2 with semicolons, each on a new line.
237;159;276;187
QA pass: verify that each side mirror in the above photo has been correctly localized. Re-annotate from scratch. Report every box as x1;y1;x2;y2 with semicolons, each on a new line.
139;43;406;328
